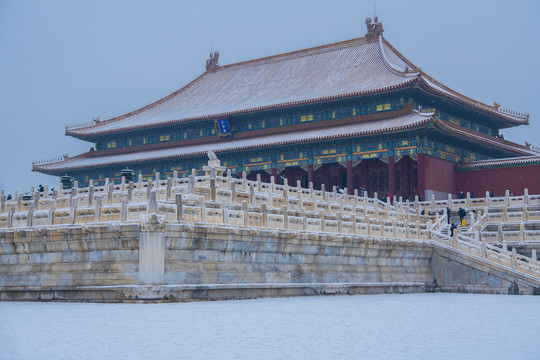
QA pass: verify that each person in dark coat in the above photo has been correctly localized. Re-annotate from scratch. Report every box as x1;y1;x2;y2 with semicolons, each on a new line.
450;223;457;237
458;207;466;223
446;207;451;224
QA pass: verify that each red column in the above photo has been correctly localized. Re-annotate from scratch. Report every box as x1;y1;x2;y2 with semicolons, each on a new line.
322;164;331;189
237;171;243;179
347;161;353;195
417;153;425;201
401;156;410;198
308;164;314;185
271;167;278;181
388;156;396;196
360;160;369;194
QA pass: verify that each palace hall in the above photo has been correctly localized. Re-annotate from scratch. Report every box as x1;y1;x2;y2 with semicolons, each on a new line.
33;18;540;199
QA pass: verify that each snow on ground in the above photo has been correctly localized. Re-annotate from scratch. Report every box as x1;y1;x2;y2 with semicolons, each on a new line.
1;293;539;360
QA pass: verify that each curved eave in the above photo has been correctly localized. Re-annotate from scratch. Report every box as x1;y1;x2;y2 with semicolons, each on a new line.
65;80;418;141
432;118;535;156
38;115;435;174
417;76;529;128
457;156;540;170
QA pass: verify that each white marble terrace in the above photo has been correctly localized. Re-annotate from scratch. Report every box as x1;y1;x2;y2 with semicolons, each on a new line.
1;156;539;279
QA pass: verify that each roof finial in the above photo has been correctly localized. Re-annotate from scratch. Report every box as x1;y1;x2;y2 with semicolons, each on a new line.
206;50;220;72
365;16;383;41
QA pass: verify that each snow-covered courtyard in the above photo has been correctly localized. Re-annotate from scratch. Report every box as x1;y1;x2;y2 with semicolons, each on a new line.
1;293;539;360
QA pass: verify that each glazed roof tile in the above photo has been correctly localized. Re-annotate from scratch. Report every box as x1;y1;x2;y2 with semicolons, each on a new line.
66;37;420;137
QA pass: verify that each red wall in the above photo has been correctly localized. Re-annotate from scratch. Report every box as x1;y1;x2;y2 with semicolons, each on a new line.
423;156;457;195
456;164;540;196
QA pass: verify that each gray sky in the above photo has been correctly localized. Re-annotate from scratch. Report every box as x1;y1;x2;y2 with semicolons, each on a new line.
1;0;539;195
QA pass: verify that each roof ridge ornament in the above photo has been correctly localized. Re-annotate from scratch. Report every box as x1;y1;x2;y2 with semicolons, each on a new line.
365;17;384;40
206;51;220;72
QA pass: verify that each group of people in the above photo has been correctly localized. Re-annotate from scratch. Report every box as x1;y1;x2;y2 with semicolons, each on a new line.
447;207;468;237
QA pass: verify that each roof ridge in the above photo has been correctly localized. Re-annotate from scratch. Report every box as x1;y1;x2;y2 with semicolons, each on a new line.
378;36;419;77
218;37;371;70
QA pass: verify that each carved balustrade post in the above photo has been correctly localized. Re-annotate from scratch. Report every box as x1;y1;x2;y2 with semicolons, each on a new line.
319;211;325;232
138;213;166;285
69;199;77;225
121;194;128;221
127;181;134;203
48;202;55;226
26;201;34;227
175;193;183;222
282;205;288;230
107;182;113;205
88;185;94;206
511;248;517;270
480;234;487;258
200;197;206;223
230;180;236;203
210;178;217;202
502;240;508;256
147;180;154;200
94;196;102;223
242;200;248;226
188;174;195;194
166;178;172;201
16;194;22;212
531;250;537;267
261;203;268;227
249;183;255;205
7;206;13;228
452;225;459;248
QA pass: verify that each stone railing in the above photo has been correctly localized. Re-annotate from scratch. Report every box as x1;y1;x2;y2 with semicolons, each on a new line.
2;158;539;280
429;225;540;278
0;163;437;236
408;189;540;214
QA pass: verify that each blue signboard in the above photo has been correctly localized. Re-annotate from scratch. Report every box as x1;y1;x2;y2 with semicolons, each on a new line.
216;118;230;135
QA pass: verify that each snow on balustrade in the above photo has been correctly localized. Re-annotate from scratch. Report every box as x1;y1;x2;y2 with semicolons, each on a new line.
2;155;540;280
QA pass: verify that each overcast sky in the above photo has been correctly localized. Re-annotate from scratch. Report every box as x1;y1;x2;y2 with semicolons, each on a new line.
0;0;539;195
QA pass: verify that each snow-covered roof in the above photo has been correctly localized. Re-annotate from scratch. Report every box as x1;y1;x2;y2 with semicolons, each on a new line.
65;36;421;138
37;111;434;173
65;33;528;139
